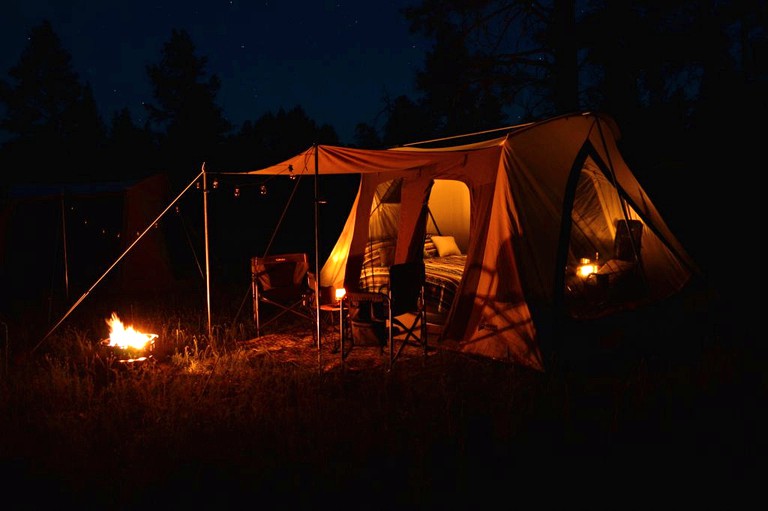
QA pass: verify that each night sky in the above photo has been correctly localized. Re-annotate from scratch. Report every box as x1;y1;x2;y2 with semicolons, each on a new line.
1;1;428;144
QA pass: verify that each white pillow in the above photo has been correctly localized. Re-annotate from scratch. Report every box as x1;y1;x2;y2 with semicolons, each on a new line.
431;235;461;257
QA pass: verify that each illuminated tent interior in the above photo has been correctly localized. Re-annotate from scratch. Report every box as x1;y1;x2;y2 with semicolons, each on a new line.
242;112;702;371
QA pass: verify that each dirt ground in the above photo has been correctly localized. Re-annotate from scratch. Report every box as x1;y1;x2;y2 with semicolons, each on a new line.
236;322;439;373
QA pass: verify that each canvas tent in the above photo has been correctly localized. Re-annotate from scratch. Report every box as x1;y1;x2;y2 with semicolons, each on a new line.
239;112;700;371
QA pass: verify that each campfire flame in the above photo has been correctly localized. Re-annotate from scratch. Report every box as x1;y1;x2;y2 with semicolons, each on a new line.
106;313;157;350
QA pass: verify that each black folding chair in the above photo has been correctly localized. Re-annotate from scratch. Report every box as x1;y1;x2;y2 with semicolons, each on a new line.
341;291;389;361
388;261;429;364
251;253;312;336
614;219;644;264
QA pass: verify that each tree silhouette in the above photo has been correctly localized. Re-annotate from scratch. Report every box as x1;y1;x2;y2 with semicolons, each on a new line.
222;105;340;171
380;94;435;147
144;29;232;188
352;122;383;148
106;108;158;181
0;20;106;184
400;0;580;134
399;1;513;140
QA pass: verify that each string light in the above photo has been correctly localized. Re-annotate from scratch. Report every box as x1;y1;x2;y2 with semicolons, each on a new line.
288;164;296;180
50;174;288;248
54;192;175;247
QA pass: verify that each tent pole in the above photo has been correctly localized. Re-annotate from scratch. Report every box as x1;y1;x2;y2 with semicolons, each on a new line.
202;163;213;342
313;144;322;366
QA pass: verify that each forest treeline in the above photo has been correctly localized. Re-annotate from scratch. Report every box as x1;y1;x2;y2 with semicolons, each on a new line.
0;0;765;295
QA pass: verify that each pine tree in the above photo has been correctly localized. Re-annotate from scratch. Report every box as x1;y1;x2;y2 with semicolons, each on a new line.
0;20;106;184
144;29;231;187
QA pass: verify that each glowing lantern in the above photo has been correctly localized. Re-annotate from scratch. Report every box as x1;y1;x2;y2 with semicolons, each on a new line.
577;258;599;278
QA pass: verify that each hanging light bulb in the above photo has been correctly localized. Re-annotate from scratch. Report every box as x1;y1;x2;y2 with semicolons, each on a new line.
195;181;201;190
259;184;268;196
212;178;219;189
234;187;240;198
288;164;296;180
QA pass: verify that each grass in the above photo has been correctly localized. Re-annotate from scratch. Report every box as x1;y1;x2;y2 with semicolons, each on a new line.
0;286;764;509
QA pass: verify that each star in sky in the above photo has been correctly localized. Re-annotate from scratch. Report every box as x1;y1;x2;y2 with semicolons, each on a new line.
1;1;428;144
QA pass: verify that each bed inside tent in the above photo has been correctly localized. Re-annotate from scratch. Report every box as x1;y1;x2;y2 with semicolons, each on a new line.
357;178;470;318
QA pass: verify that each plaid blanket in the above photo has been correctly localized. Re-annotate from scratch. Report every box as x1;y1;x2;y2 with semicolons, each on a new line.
359;254;466;313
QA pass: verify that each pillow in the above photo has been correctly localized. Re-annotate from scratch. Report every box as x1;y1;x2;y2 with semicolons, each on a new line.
431;235;462;257
423;236;438;258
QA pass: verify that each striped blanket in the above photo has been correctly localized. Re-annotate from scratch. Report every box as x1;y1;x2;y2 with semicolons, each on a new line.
359;254;466;313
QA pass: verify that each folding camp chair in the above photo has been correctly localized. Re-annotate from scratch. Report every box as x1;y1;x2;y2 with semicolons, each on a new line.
338;262;443;367
251;253;312;336
336;290;388;367
614;219;643;264
388;261;430;364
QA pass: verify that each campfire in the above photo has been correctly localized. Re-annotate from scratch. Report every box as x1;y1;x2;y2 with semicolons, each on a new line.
101;312;158;363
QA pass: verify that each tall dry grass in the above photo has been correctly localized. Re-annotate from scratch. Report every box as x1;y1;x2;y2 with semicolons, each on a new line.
0;287;763;508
